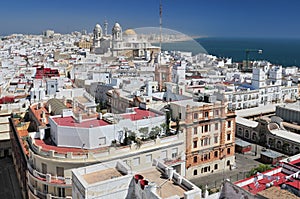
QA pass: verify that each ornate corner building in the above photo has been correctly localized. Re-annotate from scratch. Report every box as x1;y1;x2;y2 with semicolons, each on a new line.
170;99;236;179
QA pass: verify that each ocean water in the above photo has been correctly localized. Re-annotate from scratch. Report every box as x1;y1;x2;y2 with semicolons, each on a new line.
158;38;300;67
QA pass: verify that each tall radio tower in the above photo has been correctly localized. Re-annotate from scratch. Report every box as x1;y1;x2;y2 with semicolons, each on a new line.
159;0;162;53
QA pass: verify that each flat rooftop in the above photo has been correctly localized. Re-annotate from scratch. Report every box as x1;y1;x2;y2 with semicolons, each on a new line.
140;168;186;198
121;108;161;121
258;186;300;199
83;168;123;185
52;116;110;128
236;117;258;128
261;150;284;159
270;129;300;142
236;104;276;117
277;101;300;112
235;138;251;147
75;96;90;104
171;99;210;107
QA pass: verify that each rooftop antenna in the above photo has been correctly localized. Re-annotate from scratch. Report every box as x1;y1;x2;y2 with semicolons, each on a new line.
158;0;163;91
159;0;162;53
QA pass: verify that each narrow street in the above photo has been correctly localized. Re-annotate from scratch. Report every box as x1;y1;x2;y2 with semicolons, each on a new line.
0;157;22;199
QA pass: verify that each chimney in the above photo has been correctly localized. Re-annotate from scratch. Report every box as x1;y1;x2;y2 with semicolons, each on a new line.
77;114;82;123
166;167;174;180
42;110;46;118
97;113;103;120
63;96;67;105
48;104;52;113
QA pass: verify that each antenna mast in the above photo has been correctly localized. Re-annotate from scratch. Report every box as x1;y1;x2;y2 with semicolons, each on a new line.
159;0;162;53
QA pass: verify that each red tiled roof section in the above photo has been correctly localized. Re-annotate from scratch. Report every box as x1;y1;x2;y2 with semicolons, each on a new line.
241;172;286;194
52;116;110;128
34;139;109;154
121;108;160;121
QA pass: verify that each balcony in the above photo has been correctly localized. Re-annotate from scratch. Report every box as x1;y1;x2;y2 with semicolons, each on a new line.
27;133;184;162
27;162;72;186
28;183;71;199
164;155;185;166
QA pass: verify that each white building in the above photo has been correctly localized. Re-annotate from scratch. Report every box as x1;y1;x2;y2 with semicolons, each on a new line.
72;159;201;199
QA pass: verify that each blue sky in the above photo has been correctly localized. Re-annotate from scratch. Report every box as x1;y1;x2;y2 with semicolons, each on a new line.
1;0;300;38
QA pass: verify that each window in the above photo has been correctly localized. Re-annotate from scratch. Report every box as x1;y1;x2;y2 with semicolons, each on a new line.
203;153;209;161
227;121;231;128
194;169;198;176
214;151;218;158
215;110;219;116
252;133;257;141
194;113;198;120
237;128;243;135
204;125;209;132
204;138;208;146
203;166;210;172
214;136;218;144
193;156;198;163
172;148;178;158
277;141;282;149
146;154;152;163
56;167;64;177
161;150;167;159
194;127;197;135
245;130;250;138
227;134;231;141
193;141;197;148
215;123;219;131
205;112;209;118
214;164;218;170
58;187;65;197
179;113;182;119
227;160;231;166
99;137;106;145
133;157;140;166
43;184;48;193
42;163;47;174
227;148;231;154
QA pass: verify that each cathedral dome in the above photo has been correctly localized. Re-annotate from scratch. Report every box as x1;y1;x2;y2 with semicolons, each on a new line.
123;29;136;35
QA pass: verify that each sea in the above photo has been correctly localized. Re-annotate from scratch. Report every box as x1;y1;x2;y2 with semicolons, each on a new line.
158;38;300;67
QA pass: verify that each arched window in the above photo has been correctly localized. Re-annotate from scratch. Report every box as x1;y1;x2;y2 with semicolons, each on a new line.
214;151;218;158
252;132;257;141
245;130;250;138
237;128;243;136
268;138;274;147
227;148;231;154
193;156;197;163
227;160;230;166
277;141;282;149
214;164;218;170
295;147;300;153
194;169;197;176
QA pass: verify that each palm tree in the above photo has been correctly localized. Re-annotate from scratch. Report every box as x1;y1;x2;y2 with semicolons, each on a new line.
139;127;149;140
149;126;161;139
